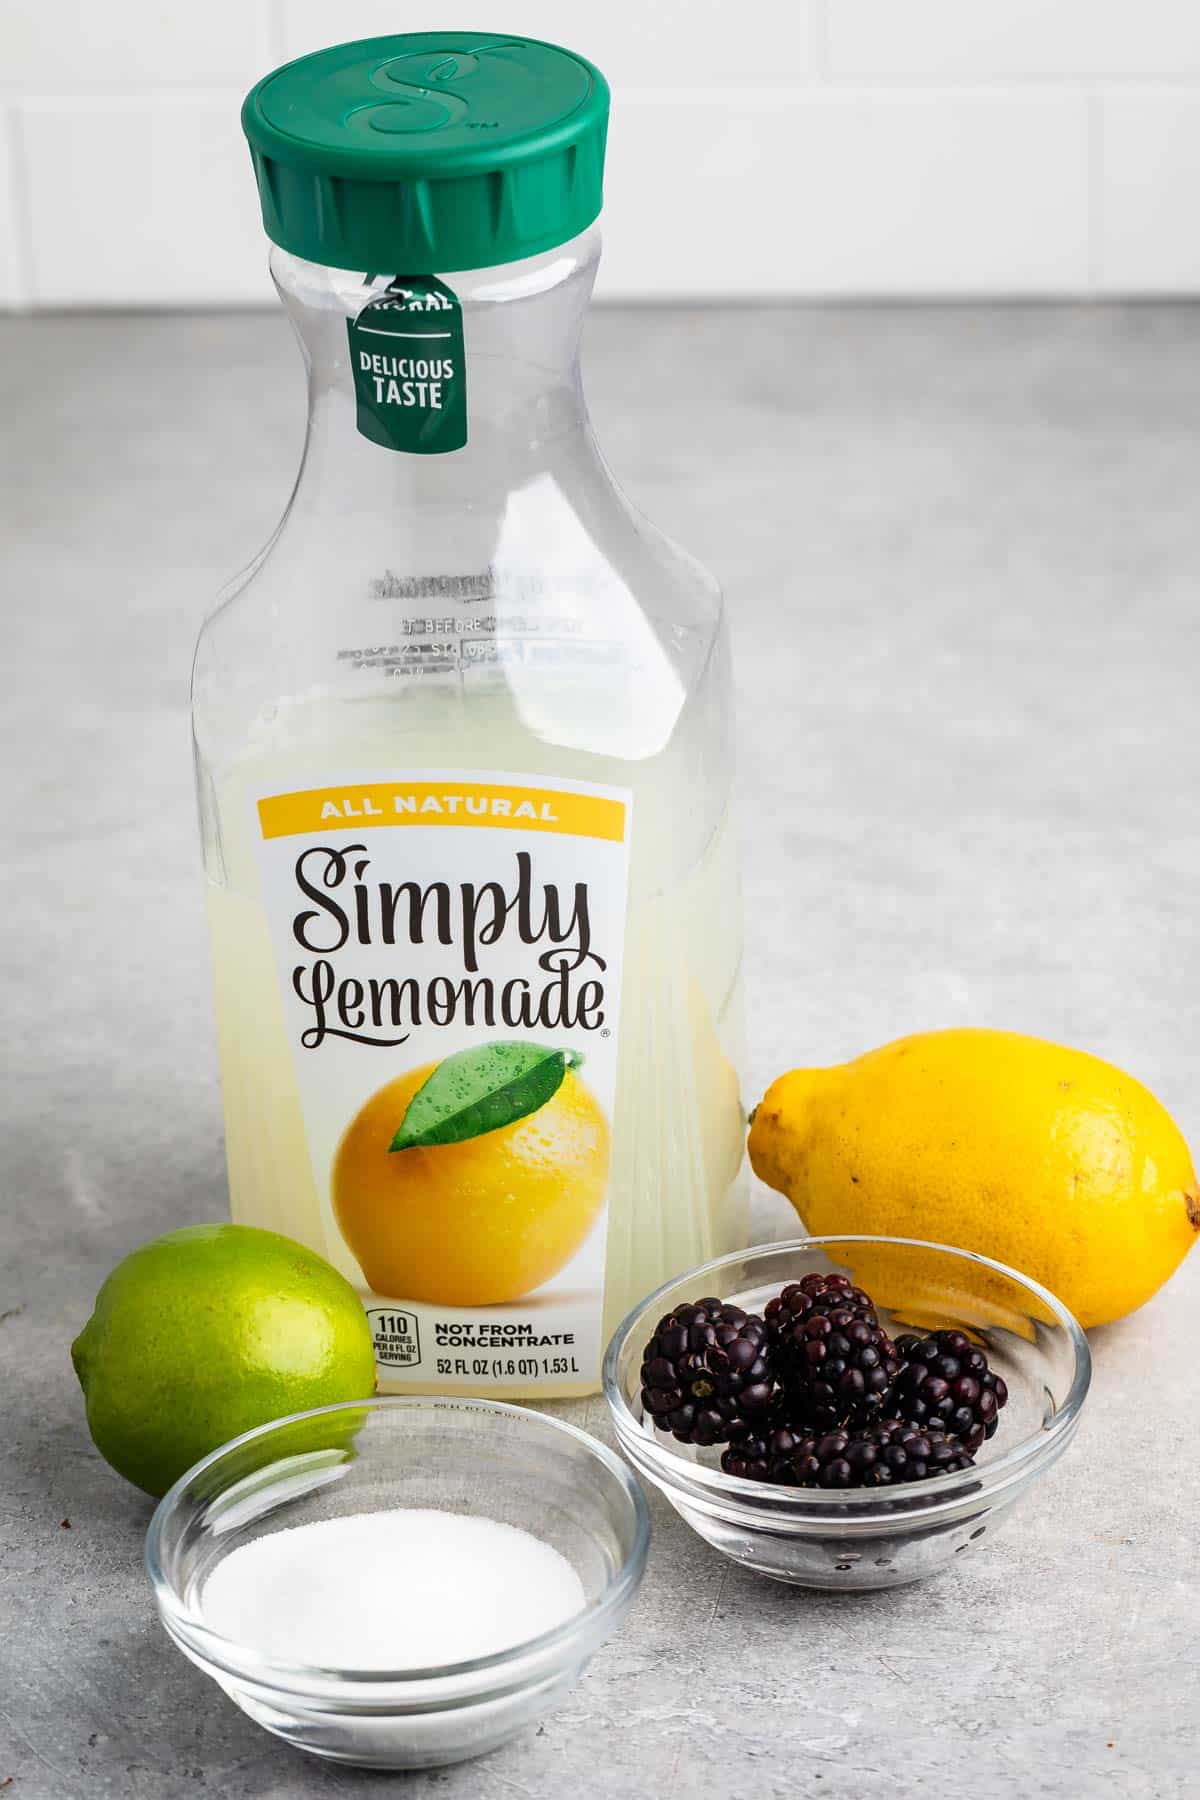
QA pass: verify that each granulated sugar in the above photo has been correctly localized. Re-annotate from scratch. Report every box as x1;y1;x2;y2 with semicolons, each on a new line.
200;1508;586;1668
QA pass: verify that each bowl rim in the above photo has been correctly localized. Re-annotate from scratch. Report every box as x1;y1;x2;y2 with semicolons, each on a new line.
603;1235;1092;1516
145;1393;651;1696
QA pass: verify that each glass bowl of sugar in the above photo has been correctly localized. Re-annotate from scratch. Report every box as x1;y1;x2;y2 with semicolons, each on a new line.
145;1396;649;1769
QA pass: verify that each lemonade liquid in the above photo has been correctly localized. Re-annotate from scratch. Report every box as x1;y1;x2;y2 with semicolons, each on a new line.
195;35;745;1395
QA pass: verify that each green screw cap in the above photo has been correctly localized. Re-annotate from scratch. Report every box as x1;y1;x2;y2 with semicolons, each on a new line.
242;33;609;274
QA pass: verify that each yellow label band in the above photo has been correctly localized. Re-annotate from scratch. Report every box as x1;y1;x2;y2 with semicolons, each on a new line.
258;782;626;844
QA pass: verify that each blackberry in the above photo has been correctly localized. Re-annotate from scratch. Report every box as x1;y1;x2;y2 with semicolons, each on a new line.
722;1416;976;1489
640;1298;777;1446
892;1330;1009;1452
765;1274;901;1429
765;1272;878;1336
720;1423;810;1484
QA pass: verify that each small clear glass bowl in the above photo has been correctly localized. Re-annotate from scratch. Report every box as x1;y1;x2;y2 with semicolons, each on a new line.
604;1237;1090;1592
145;1396;649;1769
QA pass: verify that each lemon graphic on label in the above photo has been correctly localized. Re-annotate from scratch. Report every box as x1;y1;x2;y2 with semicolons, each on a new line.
333;1043;609;1305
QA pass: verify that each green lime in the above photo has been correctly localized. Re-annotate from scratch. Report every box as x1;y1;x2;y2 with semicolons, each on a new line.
71;1224;377;1497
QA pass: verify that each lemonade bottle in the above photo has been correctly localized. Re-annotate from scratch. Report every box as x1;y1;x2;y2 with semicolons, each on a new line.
193;33;746;1396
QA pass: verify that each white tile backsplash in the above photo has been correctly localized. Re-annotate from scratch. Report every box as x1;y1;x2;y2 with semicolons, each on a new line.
0;109;27;306
4;3;1200;304
827;0;1200;78
22;98;272;305
1099;91;1200;291
601;91;1089;297
2;0;268;88
279;3;821;86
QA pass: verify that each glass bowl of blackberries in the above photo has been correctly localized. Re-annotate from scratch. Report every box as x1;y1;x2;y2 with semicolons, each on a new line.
603;1237;1090;1591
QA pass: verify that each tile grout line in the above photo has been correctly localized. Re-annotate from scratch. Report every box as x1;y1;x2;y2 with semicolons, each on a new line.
1;78;1200;101
811;0;831;81
613;78;1200;105
753;72;1200;92
4;86;255;106
261;0;286;67
3;103;35;310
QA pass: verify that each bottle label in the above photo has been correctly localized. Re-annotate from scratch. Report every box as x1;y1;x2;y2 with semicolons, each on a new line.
251;770;632;1392
346;276;467;455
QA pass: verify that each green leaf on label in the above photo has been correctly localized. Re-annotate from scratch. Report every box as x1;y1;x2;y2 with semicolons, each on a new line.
389;1042;583;1151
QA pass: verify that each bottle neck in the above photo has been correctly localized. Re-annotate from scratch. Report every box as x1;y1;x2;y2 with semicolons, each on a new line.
271;229;601;505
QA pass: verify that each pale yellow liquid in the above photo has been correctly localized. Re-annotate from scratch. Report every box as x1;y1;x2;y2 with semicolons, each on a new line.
205;688;746;1395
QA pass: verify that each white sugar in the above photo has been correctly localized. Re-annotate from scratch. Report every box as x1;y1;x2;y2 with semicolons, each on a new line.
199;1508;586;1670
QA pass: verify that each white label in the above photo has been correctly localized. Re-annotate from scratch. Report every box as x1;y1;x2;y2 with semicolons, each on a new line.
252;770;631;1391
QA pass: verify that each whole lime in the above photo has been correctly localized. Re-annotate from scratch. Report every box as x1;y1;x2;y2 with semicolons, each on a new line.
71;1224;377;1496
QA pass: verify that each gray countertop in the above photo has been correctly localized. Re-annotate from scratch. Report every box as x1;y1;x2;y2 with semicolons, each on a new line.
3;304;1199;1799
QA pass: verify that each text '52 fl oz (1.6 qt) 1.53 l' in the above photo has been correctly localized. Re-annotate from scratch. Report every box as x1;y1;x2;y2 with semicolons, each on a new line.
192;33;746;1397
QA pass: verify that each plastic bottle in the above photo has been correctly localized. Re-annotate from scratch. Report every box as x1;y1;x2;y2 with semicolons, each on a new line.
193;33;745;1395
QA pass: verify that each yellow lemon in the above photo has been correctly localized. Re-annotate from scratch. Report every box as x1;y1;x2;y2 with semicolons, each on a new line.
333;1062;609;1305
748;1028;1199;1328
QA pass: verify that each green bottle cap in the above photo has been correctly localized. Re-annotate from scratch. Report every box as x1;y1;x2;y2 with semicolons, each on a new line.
242;33;609;274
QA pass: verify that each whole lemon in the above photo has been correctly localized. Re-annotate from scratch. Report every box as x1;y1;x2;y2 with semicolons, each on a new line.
72;1224;377;1496
748;1028;1200;1328
333;1062;609;1305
